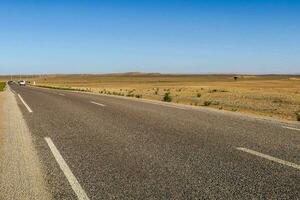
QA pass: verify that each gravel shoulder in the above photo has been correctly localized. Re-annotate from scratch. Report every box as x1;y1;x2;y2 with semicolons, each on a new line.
0;88;52;199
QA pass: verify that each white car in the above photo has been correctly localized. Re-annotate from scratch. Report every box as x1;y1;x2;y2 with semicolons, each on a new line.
19;80;26;86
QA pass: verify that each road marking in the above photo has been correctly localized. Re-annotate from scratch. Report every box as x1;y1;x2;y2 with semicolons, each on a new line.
59;93;65;96
18;94;33;113
282;126;300;132
10;89;17;95
45;137;90;200
91;101;106;107
236;147;300;170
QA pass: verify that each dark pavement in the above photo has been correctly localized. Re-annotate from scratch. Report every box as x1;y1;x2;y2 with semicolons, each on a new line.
9;83;300;199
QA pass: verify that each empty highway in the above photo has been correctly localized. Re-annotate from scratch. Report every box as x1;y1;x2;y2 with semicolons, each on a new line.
6;83;300;199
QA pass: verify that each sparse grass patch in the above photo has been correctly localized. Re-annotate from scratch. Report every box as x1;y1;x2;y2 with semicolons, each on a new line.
126;90;135;97
208;89;228;93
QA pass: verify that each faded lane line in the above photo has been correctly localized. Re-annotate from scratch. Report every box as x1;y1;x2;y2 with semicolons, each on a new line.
10;89;17;95
45;137;90;200
236;147;300;170
59;93;65;96
91;101;106;107
282;126;300;132
18;94;33;113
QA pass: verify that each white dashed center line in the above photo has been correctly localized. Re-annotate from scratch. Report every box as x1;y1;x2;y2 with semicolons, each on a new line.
236;147;300;170
91;101;106;107
45;137;90;200
18;94;33;113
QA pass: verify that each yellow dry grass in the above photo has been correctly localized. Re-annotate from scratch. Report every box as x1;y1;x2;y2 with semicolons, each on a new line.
3;73;300;121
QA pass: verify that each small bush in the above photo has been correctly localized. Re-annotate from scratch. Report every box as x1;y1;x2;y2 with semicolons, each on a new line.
202;100;219;106
135;94;142;98
209;89;217;93
197;93;201;98
296;112;300;121
163;92;172;102
203;101;212;106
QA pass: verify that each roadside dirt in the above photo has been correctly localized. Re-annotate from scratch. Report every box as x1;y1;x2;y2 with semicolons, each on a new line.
0;91;5;152
0;88;52;199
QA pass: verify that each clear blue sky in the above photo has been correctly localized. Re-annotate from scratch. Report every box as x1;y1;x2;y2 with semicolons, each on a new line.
0;0;299;74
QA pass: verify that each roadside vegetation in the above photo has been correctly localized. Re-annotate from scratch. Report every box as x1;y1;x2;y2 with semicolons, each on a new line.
35;85;92;92
0;82;6;92
22;74;300;121
296;111;300;121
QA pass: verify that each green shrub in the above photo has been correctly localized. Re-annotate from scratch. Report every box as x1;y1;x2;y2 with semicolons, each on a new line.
197;93;201;98
163;92;172;102
0;82;5;91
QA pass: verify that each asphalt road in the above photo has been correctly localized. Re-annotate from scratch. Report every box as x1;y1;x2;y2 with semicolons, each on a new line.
9;83;300;199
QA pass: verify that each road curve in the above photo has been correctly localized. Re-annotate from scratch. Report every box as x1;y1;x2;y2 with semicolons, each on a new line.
8;83;300;199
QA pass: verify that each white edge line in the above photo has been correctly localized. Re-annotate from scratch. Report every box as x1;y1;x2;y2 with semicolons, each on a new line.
45;137;90;200
90;101;106;107
236;147;300;170
18;94;33;113
282;126;300;132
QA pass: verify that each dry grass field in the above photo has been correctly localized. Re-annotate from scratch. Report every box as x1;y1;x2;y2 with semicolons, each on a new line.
2;73;300;121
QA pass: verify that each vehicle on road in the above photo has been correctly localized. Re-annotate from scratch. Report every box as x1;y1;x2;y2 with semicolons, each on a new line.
18;80;26;86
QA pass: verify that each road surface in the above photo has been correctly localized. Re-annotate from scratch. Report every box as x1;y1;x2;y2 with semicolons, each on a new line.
6;83;300;199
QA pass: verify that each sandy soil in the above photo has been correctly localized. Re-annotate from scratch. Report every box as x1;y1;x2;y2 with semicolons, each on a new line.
0;88;52;199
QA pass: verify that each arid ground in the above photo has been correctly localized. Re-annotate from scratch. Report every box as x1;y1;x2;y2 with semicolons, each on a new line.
2;74;300;121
